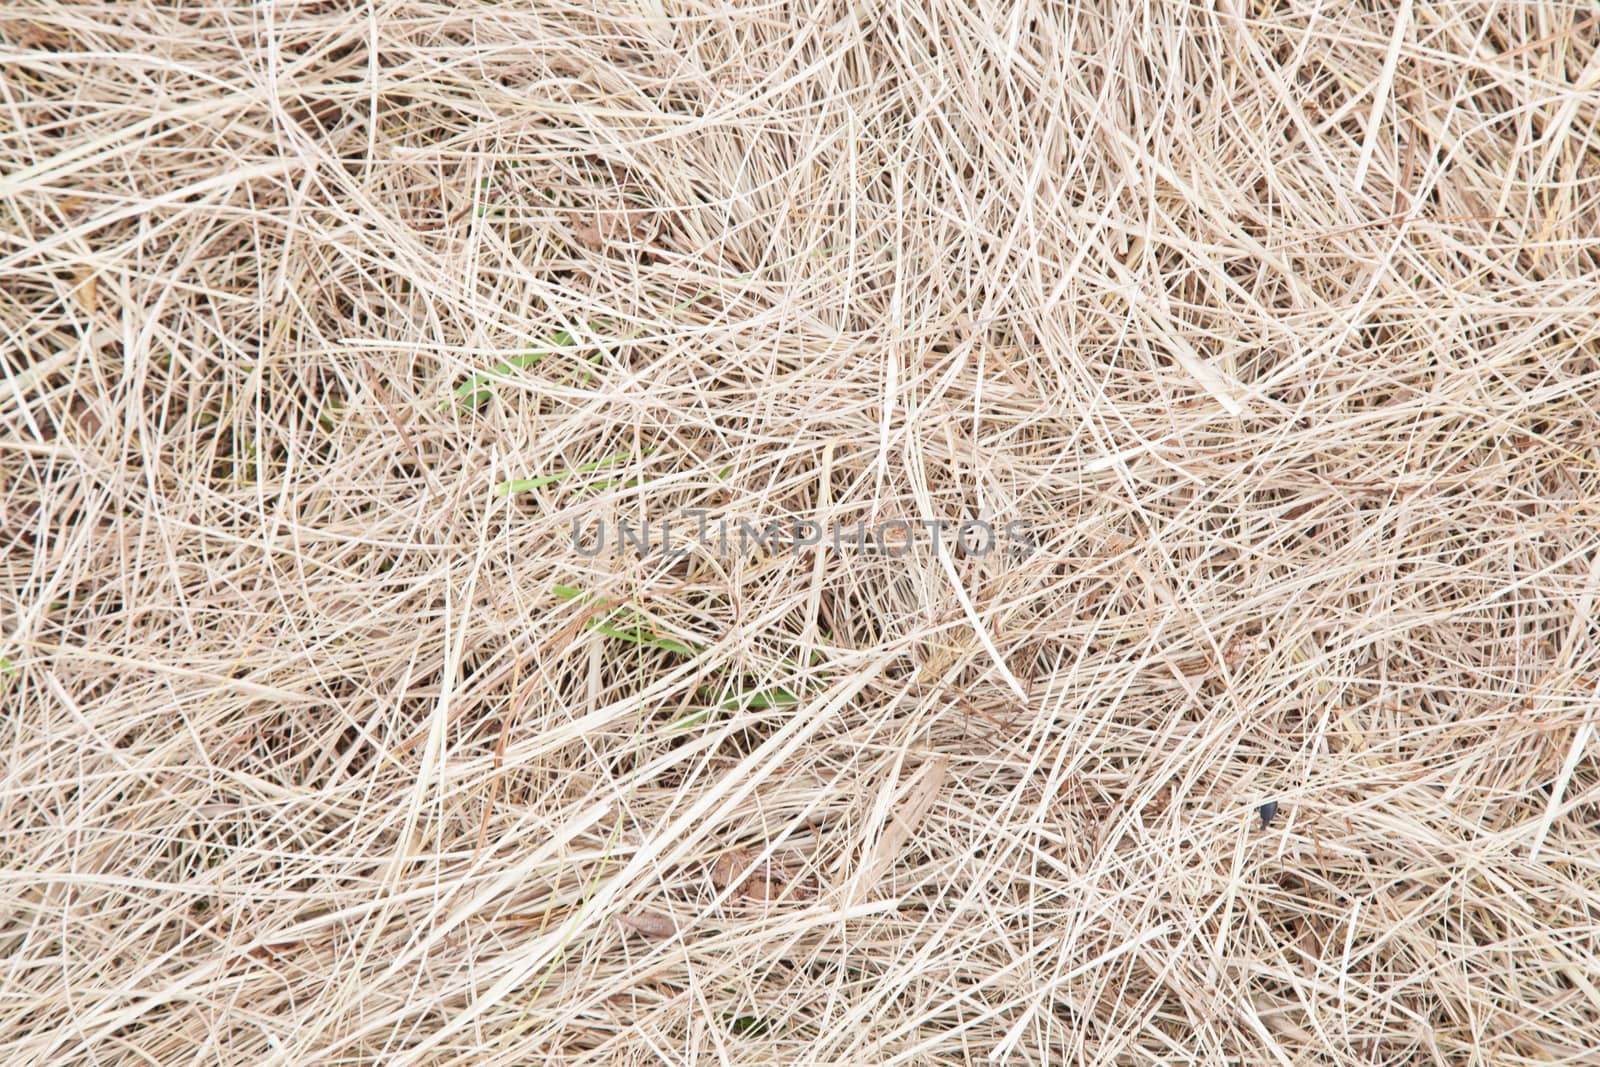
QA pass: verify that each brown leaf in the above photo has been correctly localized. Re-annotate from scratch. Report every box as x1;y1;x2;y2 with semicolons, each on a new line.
742;875;789;901
70;398;101;440
615;909;677;939
710;849;749;890
612;208;649;242
709;849;804;901
572;207;649;251
572;219;605;251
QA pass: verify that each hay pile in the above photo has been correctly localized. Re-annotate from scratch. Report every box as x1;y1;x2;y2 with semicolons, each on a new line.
4;2;1599;1062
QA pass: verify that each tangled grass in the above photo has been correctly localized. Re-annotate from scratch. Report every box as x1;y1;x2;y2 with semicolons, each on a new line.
4;1;1600;1063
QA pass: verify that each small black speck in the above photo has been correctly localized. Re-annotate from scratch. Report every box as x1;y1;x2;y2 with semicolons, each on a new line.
1258;801;1278;829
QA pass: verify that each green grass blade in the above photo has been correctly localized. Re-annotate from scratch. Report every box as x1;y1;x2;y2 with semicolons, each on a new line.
444;329;574;410
717;686;797;711
668;684;797;731
495;448;649;495
551;583;700;656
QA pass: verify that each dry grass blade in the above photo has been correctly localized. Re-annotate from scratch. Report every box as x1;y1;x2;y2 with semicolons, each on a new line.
854;755;952;902
3;1;1599;1064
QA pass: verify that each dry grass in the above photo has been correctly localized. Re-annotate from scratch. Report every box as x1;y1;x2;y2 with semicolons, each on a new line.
4;1;1600;1063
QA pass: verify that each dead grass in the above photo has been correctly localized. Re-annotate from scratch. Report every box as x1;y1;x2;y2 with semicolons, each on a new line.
3;1;1600;1063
